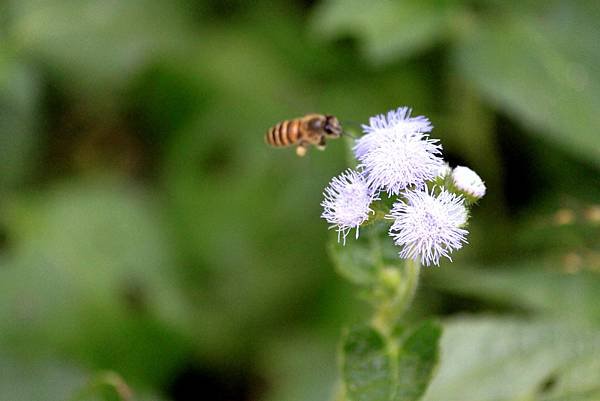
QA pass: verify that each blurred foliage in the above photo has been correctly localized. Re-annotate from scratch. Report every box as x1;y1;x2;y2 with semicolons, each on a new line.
0;357;87;401
423;317;600;401
0;179;191;386
0;50;40;189
313;0;600;166
0;0;598;400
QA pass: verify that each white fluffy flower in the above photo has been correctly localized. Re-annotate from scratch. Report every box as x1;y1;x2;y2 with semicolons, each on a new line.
452;166;486;200
354;107;433;159
354;107;443;195
388;188;468;266
321;169;378;244
435;162;452;179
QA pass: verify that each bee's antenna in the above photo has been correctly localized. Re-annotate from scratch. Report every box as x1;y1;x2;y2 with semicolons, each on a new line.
340;119;362;140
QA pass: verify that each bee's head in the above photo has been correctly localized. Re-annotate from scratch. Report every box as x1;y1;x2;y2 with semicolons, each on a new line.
323;115;342;138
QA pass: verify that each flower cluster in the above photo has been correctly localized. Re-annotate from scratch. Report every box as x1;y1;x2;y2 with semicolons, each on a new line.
321;107;485;266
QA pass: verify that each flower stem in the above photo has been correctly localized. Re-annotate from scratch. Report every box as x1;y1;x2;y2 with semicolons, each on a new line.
400;258;420;314
371;259;421;335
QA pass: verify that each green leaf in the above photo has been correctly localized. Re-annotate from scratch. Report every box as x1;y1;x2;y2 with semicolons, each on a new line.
328;222;401;286
538;352;600;401
539;390;600;401
455;3;600;166
328;234;380;286
394;321;441;401
343;325;393;401
342;321;441;401
422;317;600;401
311;0;459;65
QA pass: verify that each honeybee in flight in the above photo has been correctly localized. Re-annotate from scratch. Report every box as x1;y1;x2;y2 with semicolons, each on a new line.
265;114;343;157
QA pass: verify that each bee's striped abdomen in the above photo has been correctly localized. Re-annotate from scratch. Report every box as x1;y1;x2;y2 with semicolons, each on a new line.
279;120;291;146
288;119;301;144
266;119;302;148
266;122;281;146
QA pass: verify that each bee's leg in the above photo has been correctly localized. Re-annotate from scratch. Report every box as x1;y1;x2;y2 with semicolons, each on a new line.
316;136;326;151
296;144;308;157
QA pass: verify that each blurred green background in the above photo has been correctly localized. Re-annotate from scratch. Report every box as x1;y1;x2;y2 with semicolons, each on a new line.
0;0;599;400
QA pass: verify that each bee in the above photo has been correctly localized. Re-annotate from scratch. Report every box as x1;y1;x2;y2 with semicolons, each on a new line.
265;114;343;157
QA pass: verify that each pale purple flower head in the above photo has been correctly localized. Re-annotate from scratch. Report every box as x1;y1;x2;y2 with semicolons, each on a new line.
321;169;378;244
354;107;433;159
353;107;443;195
388;188;468;266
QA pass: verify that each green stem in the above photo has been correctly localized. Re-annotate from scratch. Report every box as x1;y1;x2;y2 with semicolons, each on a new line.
399;259;420;315
371;259;421;335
